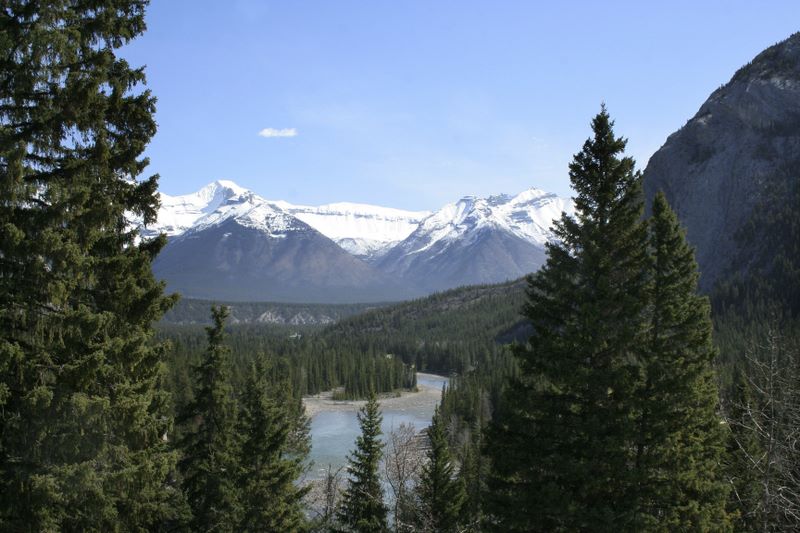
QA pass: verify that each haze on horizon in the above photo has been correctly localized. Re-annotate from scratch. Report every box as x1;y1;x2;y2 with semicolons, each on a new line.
123;1;800;211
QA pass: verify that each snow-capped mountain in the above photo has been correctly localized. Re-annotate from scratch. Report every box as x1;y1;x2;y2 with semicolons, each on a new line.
389;188;570;255
141;180;251;238
147;181;421;303
377;189;573;291
144;181;429;261
143;180;572;302
271;201;430;260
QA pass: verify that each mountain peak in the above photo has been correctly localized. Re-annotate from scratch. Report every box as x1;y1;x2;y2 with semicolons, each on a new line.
731;32;800;85
192;179;249;202
213;179;249;195
148;181;571;301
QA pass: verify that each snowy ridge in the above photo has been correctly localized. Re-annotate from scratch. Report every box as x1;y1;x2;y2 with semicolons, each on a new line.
272;201;430;259
393;188;573;257
141;180;305;240
142;180;572;261
144;180;249;237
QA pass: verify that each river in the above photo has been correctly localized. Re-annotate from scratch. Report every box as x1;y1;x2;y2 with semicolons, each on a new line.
304;373;448;479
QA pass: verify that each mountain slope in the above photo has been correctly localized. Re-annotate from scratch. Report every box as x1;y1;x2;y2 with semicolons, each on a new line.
144;181;570;302
148;183;420;303
643;32;800;290
153;218;418;303
378;189;570;291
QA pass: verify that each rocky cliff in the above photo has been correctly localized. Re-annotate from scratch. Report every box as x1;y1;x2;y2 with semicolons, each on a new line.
643;33;800;290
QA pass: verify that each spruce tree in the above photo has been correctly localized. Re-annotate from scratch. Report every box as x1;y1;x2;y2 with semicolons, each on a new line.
237;353;309;532
336;393;388;532
485;111;731;531
416;408;466;533
0;2;187;530
484;108;652;531
632;192;729;530
178;306;241;532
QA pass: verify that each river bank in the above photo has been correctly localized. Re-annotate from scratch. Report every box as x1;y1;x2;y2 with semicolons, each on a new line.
303;373;448;478
302;372;447;419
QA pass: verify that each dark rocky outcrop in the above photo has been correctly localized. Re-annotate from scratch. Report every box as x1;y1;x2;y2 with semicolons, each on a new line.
644;33;800;290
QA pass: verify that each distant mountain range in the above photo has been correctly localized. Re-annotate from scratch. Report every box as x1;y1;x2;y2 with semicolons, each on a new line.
144;181;572;303
149;31;800;307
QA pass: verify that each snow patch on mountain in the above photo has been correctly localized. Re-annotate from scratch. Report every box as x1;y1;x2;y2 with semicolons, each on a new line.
144;180;250;238
272;201;430;259
394;188;573;258
140;180;306;240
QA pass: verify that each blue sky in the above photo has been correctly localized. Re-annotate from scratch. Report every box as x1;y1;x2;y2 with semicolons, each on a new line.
123;1;800;210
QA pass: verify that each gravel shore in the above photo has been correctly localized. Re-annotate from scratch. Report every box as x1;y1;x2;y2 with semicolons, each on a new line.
302;372;446;419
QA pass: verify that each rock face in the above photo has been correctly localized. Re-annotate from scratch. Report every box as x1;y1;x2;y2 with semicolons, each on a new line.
643;33;800;290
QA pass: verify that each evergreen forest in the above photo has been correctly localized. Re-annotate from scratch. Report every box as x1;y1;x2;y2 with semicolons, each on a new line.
1;3;798;532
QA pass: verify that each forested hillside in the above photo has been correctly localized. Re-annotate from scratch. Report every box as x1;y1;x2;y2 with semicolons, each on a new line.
161;297;385;326
157;278;526;407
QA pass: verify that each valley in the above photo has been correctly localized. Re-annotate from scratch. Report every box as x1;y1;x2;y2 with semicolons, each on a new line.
4;3;800;531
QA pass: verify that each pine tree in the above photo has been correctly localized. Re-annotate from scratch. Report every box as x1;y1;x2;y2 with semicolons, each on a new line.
0;2;187;530
336;393;388;532
485;110;731;531
484;108;652;531
237;352;309;532
459;424;487;529
631;192;729;530
178;306;241;532
416;408;466;533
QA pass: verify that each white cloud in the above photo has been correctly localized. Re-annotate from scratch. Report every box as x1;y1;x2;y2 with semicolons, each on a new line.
258;127;298;138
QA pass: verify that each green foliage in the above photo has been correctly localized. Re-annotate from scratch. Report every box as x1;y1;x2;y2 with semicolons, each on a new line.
336;394;388;532
722;365;764;530
177;306;241;532
237;353;309;532
416;408;466;532
632;193;729;530
485;109;729;532
158;323;417;405
323;279;528;375
0;1;187;529
486;108;652;531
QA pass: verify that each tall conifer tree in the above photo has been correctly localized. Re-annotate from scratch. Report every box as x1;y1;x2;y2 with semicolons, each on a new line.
0;2;187;529
485;110;730;531
178;306;241;532
416;408;466;532
632;192;729;530
336;393;388;532
485;108;651;531
237;353;309;532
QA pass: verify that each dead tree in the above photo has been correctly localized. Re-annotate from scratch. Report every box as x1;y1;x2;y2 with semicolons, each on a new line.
383;423;425;532
725;326;800;531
